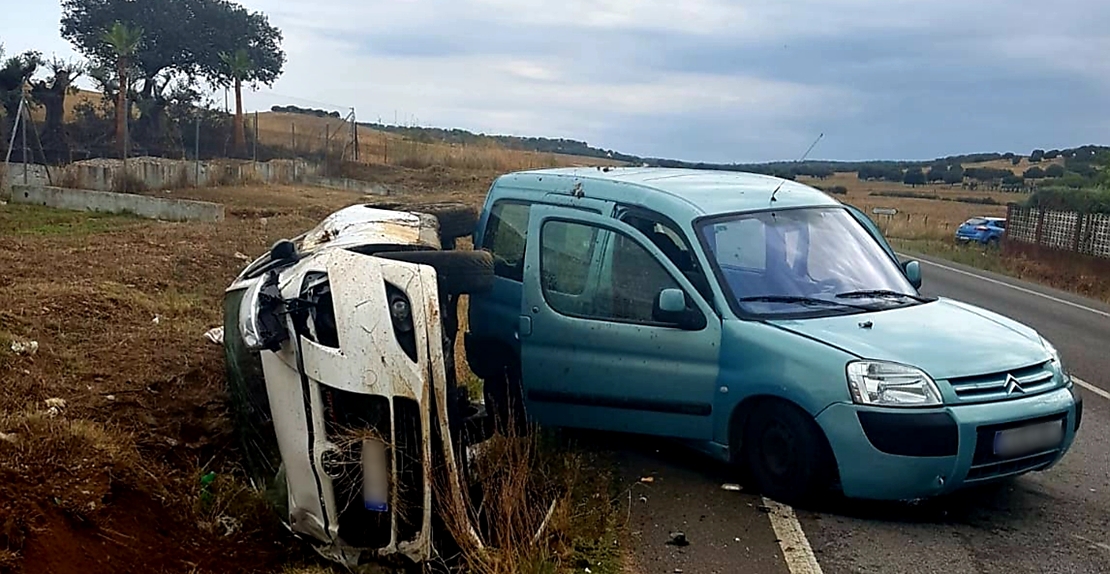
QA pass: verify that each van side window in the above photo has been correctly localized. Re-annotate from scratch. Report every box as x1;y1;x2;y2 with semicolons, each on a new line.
541;220;680;324
622;210;715;303
483;201;531;281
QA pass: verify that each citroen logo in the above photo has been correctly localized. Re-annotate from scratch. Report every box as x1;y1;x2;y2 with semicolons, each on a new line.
1005;374;1025;395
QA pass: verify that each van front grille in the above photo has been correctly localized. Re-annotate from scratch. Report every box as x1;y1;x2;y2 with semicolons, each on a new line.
946;361;1055;403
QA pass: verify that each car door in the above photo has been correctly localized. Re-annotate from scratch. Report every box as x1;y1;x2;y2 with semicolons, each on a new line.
468;194;614;357
518;205;721;440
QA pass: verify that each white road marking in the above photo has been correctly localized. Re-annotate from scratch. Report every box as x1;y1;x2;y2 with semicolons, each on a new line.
904;255;1110;319
1074;376;1110;402
762;497;823;574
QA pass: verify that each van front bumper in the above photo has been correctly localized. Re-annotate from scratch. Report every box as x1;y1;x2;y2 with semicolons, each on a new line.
816;385;1080;501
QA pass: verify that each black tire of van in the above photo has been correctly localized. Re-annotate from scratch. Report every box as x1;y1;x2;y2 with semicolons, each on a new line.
375;249;494;295
742;400;835;507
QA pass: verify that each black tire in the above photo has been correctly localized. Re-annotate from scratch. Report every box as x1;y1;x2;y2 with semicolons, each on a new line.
370;201;478;240
483;356;528;437
742;400;835;506
986;236;1000;249
222;288;283;489
375;249;494;295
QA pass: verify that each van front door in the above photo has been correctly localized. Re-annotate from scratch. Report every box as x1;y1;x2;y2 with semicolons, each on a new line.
518;206;721;440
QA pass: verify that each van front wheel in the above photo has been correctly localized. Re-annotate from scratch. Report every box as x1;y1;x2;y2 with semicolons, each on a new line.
743;401;834;506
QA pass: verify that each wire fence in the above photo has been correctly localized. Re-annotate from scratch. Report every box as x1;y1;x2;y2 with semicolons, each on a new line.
2;89;590;194
1006;204;1110;259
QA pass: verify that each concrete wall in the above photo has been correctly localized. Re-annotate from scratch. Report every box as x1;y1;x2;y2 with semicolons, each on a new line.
5;157;321;193
301;175;392;195
11;184;224;223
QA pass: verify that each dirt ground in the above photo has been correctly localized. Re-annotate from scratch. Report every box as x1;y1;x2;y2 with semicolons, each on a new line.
0;164;505;574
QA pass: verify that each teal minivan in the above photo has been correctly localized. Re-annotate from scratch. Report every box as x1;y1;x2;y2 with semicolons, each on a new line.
464;167;1082;504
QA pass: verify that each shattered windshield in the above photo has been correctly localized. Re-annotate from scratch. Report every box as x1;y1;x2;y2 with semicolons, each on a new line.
698;207;923;316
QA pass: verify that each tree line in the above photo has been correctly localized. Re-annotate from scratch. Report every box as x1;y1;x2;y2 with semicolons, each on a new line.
0;0;286;164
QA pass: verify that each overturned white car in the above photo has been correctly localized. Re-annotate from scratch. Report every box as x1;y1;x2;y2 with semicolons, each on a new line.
221;203;494;567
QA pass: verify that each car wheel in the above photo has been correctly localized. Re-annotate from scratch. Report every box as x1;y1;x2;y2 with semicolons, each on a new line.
375;249;494;295
986;236;1000;248
742;401;835;506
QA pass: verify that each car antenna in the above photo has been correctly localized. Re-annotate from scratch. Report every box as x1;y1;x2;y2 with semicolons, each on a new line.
770;132;824;203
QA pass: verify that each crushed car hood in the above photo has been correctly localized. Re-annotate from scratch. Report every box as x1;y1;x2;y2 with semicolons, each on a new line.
768;298;1051;379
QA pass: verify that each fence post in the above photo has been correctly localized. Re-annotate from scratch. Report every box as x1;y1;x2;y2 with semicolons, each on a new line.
21;96;28;185
291;123;296;153
1034;208;1045;248
324;124;330;178
253;111;258;163
1073;213;1085;255
194;116;200;185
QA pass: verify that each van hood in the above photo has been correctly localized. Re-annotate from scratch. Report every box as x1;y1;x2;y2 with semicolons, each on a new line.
767;298;1051;380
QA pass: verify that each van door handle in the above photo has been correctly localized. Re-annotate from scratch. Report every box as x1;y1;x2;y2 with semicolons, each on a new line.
518;316;533;338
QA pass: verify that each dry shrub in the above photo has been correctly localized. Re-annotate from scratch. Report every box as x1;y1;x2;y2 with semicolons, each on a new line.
436;427;619;574
0;410;154;556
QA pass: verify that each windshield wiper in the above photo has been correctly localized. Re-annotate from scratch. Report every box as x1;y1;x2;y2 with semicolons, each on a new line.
737;295;871;310
835;290;934;303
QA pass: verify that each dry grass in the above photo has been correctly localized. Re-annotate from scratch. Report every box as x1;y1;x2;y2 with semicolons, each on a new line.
437;429;621;574
255;111;624;173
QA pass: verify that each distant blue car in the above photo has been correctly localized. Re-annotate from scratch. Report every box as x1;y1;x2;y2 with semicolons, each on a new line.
956;216;1006;245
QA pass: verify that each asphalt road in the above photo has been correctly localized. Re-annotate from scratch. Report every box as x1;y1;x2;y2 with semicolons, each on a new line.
621;254;1110;574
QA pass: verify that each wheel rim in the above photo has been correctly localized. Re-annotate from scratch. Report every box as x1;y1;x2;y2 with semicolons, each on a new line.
760;420;797;478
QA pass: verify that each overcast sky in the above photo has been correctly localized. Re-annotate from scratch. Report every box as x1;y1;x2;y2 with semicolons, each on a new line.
4;0;1109;163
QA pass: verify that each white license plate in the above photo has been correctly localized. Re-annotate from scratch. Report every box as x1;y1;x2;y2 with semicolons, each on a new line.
993;420;1064;457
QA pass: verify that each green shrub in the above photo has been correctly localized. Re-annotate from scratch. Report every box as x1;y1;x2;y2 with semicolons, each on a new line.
1025;187;1110;214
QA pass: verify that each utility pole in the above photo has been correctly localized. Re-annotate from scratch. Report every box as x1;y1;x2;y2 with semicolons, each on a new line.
21;96;28;185
123;97;129;190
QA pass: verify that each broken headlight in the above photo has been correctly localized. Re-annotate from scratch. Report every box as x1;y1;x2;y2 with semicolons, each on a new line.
847;361;942;407
239;271;289;352
386;284;417;362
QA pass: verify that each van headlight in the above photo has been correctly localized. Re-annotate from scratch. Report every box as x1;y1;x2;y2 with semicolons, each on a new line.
847;361;942;407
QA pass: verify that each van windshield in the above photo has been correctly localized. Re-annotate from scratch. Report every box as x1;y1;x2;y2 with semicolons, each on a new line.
697;207;924;316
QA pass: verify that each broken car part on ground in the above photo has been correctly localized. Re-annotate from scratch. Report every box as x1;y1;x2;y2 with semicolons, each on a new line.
222;203;496;568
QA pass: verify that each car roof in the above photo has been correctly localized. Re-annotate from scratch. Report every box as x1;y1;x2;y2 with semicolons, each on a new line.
497;167;841;217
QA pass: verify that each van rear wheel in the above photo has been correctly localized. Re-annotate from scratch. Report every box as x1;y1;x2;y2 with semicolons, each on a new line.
743;401;834;506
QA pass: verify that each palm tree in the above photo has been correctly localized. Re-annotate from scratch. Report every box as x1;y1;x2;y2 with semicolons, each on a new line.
220;49;253;156
100;22;143;157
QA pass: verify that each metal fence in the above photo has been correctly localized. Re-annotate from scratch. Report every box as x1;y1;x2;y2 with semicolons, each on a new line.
1006;204;1110;259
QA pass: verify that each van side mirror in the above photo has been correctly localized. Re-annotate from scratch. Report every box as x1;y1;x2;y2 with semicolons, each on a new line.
653;288;706;330
903;260;922;289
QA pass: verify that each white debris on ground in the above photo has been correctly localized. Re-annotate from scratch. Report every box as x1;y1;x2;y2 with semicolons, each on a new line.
152;315;162;325
45;397;67;417
234;251;251;260
10;340;38;355
204;327;224;345
0;432;17;443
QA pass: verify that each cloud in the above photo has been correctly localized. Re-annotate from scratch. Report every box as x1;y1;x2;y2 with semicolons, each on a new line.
8;0;1110;162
